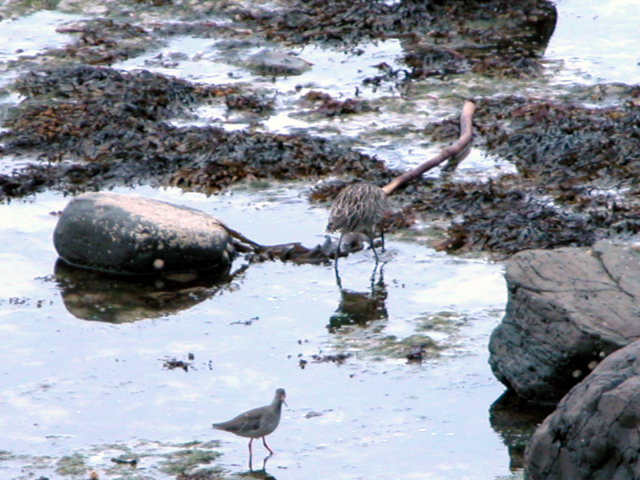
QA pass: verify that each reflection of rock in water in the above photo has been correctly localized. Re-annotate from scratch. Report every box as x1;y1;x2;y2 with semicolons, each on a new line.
54;259;243;323
527;3;557;49
328;273;388;332
489;390;555;470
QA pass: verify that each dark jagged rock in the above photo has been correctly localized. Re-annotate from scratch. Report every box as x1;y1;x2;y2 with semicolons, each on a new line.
53;192;234;274
489;241;640;405
525;339;640;480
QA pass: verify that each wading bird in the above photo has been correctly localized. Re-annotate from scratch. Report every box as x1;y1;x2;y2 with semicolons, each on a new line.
326;182;388;267
212;388;287;457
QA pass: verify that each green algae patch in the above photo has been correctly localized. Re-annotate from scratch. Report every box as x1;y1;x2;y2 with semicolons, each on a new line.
313;311;477;365
370;333;440;361
416;311;470;335
176;440;220;449
0;441;226;480
158;447;222;476
55;452;87;476
329;320;441;362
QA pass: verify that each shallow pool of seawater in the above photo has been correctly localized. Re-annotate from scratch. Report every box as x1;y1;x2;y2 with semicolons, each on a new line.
0;11;85;88
1;1;637;478
544;0;640;86
0;184;511;480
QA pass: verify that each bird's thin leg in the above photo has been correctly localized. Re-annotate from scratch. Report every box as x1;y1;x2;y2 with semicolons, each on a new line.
369;235;379;263
248;438;254;457
262;436;274;455
380;229;385;253
334;232;344;272
334;233;345;288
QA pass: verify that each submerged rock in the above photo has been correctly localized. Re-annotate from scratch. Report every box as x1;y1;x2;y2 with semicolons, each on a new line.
489;241;640;405
245;49;312;76
53;192;235;274
525;339;640;480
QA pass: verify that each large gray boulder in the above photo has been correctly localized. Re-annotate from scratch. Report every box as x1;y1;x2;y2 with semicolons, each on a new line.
489;241;640;405
54;192;235;274
525;339;640;480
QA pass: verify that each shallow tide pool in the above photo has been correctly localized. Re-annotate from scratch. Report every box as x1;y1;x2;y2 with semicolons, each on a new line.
0;0;638;478
0;185;509;480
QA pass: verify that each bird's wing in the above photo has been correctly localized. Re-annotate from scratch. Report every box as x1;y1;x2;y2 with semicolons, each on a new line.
215;408;263;434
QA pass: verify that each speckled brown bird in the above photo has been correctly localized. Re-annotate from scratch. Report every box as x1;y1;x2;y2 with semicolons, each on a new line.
212;388;286;456
326;182;388;263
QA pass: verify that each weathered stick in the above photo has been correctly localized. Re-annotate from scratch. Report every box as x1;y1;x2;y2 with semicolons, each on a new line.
225;225;264;251
227;101;476;264
382;100;476;196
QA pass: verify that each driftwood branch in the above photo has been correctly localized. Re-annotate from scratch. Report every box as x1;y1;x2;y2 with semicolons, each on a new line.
226;101;477;264
382;100;476;196
225;225;264;251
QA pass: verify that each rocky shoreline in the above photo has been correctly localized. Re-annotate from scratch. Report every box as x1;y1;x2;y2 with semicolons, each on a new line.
490;241;640;479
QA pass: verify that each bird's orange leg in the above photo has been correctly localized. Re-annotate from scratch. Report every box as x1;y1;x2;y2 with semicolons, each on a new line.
262;436;274;455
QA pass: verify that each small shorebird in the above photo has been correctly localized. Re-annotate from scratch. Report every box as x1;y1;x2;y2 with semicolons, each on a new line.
212;388;287;456
327;182;388;266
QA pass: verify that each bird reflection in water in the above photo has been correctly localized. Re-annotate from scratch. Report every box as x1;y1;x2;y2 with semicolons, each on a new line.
244;453;277;478
328;266;388;333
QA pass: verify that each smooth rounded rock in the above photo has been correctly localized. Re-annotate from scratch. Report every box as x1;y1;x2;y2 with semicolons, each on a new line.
245;49;312;76
53;192;235;274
